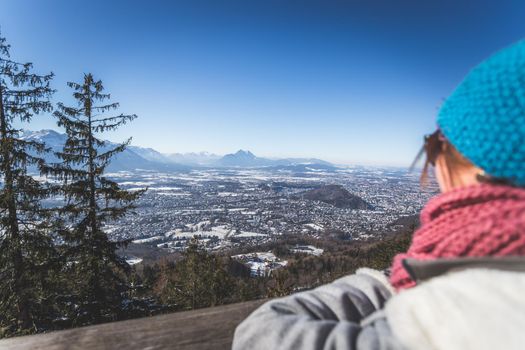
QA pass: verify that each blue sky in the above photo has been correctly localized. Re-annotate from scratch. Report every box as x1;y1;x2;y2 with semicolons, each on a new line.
1;0;524;165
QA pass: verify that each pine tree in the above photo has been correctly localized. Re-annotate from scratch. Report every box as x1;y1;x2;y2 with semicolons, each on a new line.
160;239;235;310
49;73;143;325
0;32;57;336
266;270;294;298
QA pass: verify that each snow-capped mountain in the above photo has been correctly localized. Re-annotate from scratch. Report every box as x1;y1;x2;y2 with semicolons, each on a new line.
127;146;173;164
19;129;189;172
20;129;66;149
167;152;221;166
18;130;334;171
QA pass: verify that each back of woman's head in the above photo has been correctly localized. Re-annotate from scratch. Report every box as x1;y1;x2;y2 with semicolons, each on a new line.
419;39;525;190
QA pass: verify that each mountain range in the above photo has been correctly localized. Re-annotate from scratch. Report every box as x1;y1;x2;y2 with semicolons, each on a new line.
20;129;335;172
20;130;189;172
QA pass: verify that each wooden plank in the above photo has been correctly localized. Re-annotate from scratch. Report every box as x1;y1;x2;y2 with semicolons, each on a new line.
0;299;266;350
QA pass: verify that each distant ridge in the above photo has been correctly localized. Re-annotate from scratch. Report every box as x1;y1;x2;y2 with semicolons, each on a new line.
166;151;221;166
218;150;268;167
217;149;334;169
19;130;334;171
19;129;189;172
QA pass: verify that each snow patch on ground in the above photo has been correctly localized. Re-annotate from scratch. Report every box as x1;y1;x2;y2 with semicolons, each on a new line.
132;236;165;244
126;257;143;265
304;223;324;231
290;245;324;256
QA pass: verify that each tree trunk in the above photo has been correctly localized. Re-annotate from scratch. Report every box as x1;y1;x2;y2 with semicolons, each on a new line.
85;82;102;321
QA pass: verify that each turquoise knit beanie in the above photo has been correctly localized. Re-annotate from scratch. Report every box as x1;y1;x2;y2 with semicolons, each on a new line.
437;39;525;186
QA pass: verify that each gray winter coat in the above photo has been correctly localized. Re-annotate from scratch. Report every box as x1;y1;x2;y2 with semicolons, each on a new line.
232;257;525;350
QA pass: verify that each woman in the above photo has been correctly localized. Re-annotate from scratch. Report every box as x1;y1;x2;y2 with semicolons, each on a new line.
232;40;525;350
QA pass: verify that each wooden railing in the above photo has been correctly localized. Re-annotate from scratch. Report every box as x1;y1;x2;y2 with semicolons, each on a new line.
0;299;266;350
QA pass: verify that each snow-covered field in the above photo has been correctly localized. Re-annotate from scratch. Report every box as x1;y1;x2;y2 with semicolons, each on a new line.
290;245;324;256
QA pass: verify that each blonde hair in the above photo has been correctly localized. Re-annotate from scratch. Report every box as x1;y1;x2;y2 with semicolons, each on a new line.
420;134;475;187
418;130;515;188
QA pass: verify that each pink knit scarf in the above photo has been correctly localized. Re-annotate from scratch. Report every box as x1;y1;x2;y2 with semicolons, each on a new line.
390;184;525;290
